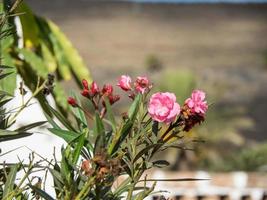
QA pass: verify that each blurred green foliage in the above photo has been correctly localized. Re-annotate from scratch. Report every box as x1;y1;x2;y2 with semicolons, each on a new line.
157;69;196;103
0;1;91;113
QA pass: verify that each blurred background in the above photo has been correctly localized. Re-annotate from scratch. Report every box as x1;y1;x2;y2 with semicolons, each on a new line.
3;0;267;199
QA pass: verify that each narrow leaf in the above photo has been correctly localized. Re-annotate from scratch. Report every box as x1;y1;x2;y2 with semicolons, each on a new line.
29;185;55;200
0;129;32;142
72;133;85;165
104;98;116;132
15;121;47;132
48;128;79;143
152;160;170;168
46;104;76;131
2;164;18;199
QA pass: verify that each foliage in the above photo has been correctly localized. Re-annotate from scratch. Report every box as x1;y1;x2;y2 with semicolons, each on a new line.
0;58;49;200
0;0;91;113
202;143;267;172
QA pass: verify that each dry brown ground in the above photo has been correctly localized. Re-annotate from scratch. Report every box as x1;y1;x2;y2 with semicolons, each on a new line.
27;0;267;143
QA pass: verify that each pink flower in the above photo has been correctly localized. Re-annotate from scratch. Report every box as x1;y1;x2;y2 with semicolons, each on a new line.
117;75;132;91
185;90;208;115
134;76;151;94
148;92;180;124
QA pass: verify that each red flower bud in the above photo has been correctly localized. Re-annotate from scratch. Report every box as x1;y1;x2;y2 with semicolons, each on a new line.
81;89;90;97
90;81;99;96
109;94;120;105
102;84;113;96
67;97;78;107
82;79;89;90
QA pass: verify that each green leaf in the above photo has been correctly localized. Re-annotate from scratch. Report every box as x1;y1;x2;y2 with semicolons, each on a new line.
133;144;161;163
152;121;159;137
128;94;141;120
0;98;12;107
121;156;133;177
28;185;55;200
15;3;40;47
152;160;170;168
48;128;79;143
113;177;132;197
0;129;33;142
0;72;13;80
72;132;85;165
0;35;14;51
52;83;69;110
0;54;17;94
46;104;76;131
71;92;87;128
40;42;57;72
48;34;72;80
49;164;63;197
108;95;141;155
93;113;105;154
47;19;91;82
17;48;48;78
0;65;13;69
60;146;73;185
2;164;18;199
15;121;47;132
104;98;116;132
44;112;60;129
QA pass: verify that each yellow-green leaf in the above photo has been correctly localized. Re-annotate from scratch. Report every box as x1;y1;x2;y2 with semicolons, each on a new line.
17;48;48;78
40;42;57;72
15;2;40;47
47;20;91;82
0;53;17;94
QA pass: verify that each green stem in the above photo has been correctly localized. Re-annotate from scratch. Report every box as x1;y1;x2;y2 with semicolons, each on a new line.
74;177;95;200
8;80;47;126
126;184;134;200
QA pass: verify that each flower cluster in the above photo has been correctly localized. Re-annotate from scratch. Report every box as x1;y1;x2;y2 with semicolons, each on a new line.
81;80;120;107
181;90;208;131
117;75;152;99
148;89;208;131
68;79;120;117
68;75;208;131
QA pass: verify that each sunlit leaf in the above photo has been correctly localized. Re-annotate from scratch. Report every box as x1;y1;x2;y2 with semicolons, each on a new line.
47;19;91;82
17;48;48;78
72;132;85;165
40;42;57;72
48;128;79;143
2;164;18;199
15;2;40;47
